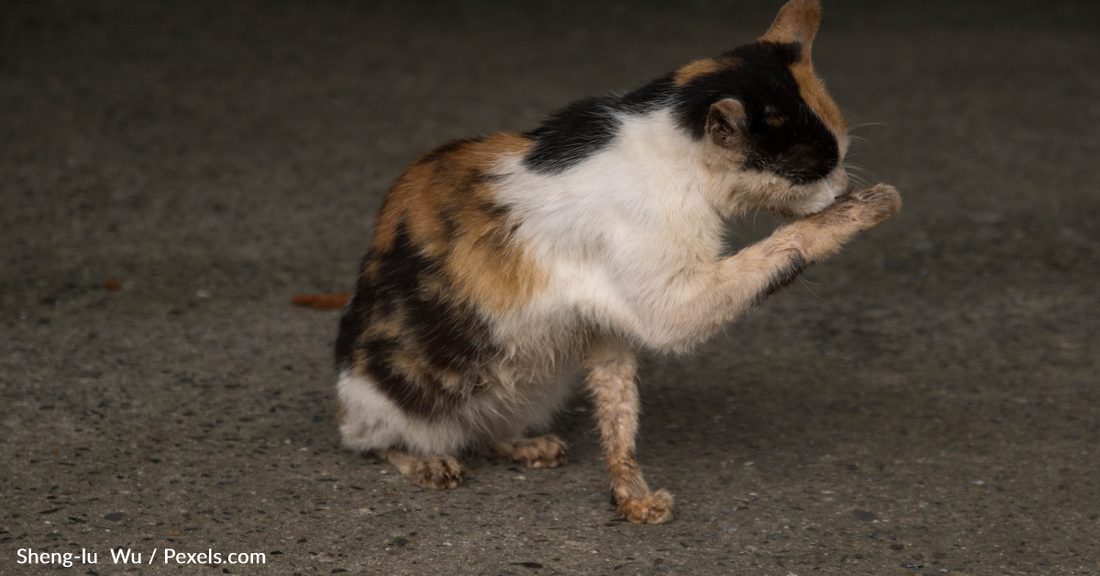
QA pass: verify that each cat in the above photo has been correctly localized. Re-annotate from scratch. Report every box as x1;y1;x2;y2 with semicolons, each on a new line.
333;0;901;524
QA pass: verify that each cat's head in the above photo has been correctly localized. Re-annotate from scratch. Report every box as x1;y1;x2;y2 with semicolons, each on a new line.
675;0;849;217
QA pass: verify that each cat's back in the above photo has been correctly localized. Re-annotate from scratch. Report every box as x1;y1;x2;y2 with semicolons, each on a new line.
334;132;551;391
367;132;546;313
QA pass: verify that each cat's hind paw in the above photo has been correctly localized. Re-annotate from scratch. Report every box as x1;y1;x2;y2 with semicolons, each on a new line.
382;449;465;490
495;435;568;469
412;456;464;489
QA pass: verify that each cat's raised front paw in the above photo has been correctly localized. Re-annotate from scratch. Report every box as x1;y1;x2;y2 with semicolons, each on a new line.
619;489;674;524
845;183;902;230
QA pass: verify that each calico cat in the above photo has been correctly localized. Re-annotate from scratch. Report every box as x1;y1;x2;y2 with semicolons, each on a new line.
334;0;900;524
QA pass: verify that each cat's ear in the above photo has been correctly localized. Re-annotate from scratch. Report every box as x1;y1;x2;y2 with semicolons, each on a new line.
760;0;821;57
706;98;747;150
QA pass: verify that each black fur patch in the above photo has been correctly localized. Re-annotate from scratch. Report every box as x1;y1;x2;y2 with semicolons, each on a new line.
335;222;497;419
371;223;426;302
522;97;621;174
522;77;675;174
674;41;838;184
523;41;838;184
363;336;462;419
376;223;497;369
405;293;494;375
752;252;810;307
334;251;376;370
618;75;677;114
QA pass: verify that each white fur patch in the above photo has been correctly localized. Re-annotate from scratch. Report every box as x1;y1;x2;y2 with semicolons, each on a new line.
336;371;471;456
336;368;575;456
491;108;845;351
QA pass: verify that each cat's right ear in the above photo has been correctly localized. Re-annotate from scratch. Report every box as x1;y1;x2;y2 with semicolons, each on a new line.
705;98;747;150
760;0;822;54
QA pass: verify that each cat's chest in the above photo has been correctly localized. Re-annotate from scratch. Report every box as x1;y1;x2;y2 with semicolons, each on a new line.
502;191;725;335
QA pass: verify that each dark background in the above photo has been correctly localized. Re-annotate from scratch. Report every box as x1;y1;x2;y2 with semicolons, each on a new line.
2;1;1099;574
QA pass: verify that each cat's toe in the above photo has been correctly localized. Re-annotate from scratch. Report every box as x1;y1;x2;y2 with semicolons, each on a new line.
852;183;901;228
619;489;674;524
413;457;465;490
500;435;568;469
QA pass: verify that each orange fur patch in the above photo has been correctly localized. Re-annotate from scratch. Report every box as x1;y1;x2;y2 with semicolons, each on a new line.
760;0;822;50
791;62;847;135
366;133;545;315
369;161;433;256
673;58;731;85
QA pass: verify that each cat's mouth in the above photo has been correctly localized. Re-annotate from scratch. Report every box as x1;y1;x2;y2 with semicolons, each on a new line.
793;169;851;216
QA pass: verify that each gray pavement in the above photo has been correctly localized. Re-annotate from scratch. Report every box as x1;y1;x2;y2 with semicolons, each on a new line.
2;1;1100;574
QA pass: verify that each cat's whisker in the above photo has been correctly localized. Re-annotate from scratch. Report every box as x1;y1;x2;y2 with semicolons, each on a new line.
848;121;891;131
799;276;820;296
843;162;874;176
847;134;870;144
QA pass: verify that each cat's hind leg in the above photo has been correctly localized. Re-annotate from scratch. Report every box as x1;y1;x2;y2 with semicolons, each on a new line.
336;371;469;490
380;448;464;490
583;339;673;524
494;435;568;469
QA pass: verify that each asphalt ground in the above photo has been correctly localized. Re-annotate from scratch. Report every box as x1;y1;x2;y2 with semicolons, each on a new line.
2;1;1099;574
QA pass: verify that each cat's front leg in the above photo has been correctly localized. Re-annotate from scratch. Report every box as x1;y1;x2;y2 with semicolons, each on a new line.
626;184;900;350
583;338;673;524
777;183;902;264
717;183;901;311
